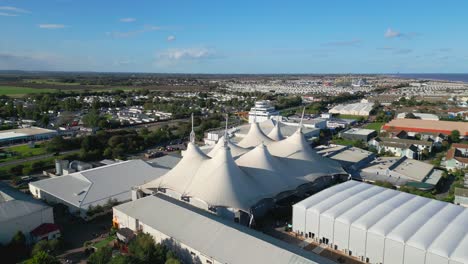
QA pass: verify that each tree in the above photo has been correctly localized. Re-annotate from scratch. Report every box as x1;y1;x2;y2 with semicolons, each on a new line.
31;239;62;256
128;233;166;264
165;258;181;264
88;246;112;264
9;231;26;246
450;130;461;143
26;251;60;264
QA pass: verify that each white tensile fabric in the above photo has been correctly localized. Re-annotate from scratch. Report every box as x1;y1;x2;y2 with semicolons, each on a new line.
237;122;274;148
142;127;345;213
207;136;250;158
267;120;285;141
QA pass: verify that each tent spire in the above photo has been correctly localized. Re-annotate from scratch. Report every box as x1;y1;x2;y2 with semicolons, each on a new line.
190;113;195;143
224;114;229;147
298;107;305;132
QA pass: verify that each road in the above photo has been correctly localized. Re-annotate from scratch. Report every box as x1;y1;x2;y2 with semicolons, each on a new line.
0;149;80;167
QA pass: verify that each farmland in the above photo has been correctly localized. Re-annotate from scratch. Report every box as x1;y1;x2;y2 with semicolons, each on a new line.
0;86;57;96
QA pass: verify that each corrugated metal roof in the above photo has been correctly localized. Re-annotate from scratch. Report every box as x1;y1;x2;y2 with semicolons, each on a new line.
0;182;50;222
114;195;334;264
30;160;168;209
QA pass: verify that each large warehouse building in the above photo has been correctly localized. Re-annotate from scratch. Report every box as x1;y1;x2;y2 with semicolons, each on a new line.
113;194;333;264
0;182;54;244
29;160;168;219
292;180;468;264
382;119;468;137
0;126;58;146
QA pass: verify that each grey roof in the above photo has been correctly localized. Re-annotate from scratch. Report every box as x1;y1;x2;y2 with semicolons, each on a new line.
359;157;435;183
295;181;468;263
30;160;168;209
0;182;50;223
114;195;334;264
147;154;182;170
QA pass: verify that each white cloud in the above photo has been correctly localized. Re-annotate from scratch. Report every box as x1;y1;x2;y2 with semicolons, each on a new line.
0;6;30;13
0;6;30;16
120;17;136;23
0;12;18;16
385;28;402;38
38;24;66;29
167;35;176;42
158;48;214;60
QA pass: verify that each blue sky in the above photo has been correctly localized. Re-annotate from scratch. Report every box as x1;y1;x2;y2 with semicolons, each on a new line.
1;0;467;73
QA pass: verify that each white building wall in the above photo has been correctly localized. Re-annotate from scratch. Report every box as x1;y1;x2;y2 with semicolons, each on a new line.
426;253;449;264
383;238;404;264
0;207;54;244
292;205;306;235
333;221;350;251
403;245;426;264
366;232;385;264
305;210;320;240
349;226;367;258
319;214;335;245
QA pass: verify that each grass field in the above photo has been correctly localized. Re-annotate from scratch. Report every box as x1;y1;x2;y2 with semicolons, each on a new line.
24;79;82;86
337;114;367;120
364;122;384;131
0;86;57;96
0;144;48;163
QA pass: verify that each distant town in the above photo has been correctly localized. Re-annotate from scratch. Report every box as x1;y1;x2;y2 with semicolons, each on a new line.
1;72;467;264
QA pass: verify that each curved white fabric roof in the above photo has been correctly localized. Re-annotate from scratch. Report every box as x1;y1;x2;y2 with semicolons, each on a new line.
268;130;345;175
296;181;468;263
142;127;345;213
267;121;285;141
207;136;250;158
188;145;264;212
141;142;210;192
236;144;298;193
237;122;274;148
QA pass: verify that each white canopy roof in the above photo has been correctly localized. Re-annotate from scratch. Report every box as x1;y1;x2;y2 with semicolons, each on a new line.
207;136;250;158
267;120;285;141
237;122;274;148
296;181;468;263
140;142;209;192
268;130;345;175
142;126;345;213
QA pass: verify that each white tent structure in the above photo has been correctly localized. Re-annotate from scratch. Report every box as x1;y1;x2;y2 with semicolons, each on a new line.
267;118;285;141
141;114;345;223
237;121;274;148
207;136;250;158
292;180;468;264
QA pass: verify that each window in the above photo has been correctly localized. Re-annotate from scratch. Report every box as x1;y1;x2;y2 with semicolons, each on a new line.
309;232;312;238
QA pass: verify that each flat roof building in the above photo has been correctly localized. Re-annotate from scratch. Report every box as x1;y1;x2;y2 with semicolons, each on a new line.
0;182;54;244
382;119;468;137
29;160;168;219
114;194;333;264
292;180;468;264
341;128;377;142
0;126;58;146
357;156;443;189
316;145;376;172
329;102;374;116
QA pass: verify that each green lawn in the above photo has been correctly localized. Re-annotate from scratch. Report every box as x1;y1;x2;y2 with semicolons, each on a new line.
0;86;57;96
337;114;367;120
0;144;48;163
92;235;116;249
364;122;384;131
24;79;82;86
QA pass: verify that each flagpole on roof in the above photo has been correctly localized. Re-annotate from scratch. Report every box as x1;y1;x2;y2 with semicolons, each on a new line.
224;114;229;147
190;113;195;143
298;107;305;132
